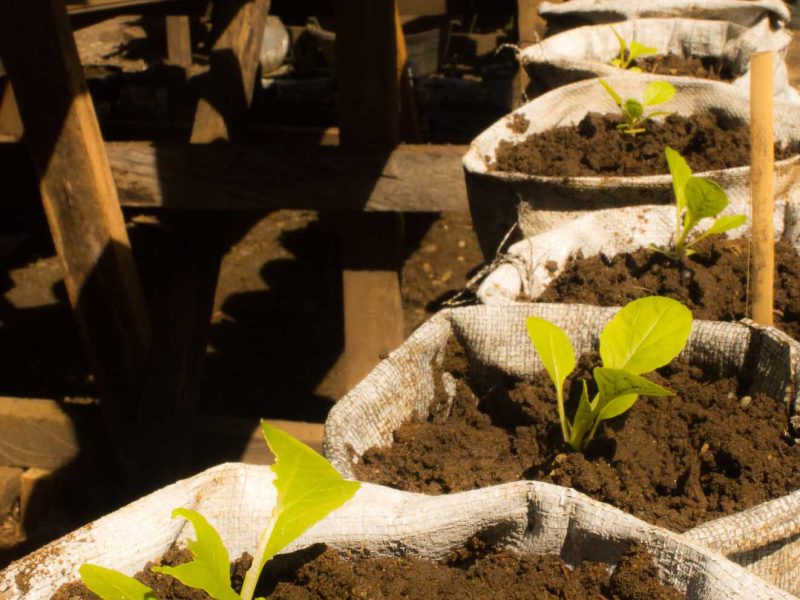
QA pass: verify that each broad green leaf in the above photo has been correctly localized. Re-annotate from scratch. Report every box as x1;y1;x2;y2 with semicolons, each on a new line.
642;81;675;106
610;58;624;68
79;565;156;600
152;509;239;600
526;317;576;394
665;146;692;210
261;423;361;568
705;214;747;235
595;393;639;424
599;296;692;374
599;79;622;106
629;41;656;60
568;380;594;450
624;99;643;120
594;367;673;406
686;177;728;221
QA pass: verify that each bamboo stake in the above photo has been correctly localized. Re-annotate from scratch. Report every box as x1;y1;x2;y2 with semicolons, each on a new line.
750;51;775;326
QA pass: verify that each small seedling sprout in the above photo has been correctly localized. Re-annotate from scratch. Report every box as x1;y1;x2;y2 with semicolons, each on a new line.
527;296;692;451
599;79;675;135
651;146;747;260
79;424;360;600
609;26;657;72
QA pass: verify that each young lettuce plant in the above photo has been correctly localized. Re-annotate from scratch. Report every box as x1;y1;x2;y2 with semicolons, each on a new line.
599;79;675;135
609;26;657;71
526;296;692;451
79;423;360;600
652;146;747;260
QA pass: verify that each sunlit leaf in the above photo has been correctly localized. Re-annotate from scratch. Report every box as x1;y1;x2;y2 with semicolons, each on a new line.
594;367;673;405
526;317;575;396
642;81;675;106
665;146;692;210
600;296;692;374
705;214;747;235
568;380;594;450
629;41;657;61
624;99;643;120
599;79;622;106
686;177;728;221
260;423;361;568
152;509;239;600
79;565;157;600
595;393;639;424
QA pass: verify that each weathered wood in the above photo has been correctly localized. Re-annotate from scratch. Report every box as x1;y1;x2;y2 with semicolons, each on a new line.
0;82;22;140
0;467;22;514
0;398;80;470
0;0;151;438
166;15;192;71
0;140;468;211
191;0;270;143
334;0;406;391
134;0;271;487
19;467;55;532
104;142;467;211
512;0;548;108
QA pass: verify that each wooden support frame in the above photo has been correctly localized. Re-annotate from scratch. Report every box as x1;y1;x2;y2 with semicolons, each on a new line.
0;0;151;455
166;15;193;72
334;0;407;390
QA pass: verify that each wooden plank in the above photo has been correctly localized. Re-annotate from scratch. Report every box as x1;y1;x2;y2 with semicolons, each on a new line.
0;82;22;140
0;0;151;440
334;0;406;391
0;398;80;470
166;15;192;71
134;0;271;486
191;0;270;143
0;141;468;211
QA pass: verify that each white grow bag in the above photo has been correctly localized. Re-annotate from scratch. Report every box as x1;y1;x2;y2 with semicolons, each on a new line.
0;463;795;600
324;305;800;595
522;18;795;100
462;75;800;257
538;0;791;29
476;203;800;305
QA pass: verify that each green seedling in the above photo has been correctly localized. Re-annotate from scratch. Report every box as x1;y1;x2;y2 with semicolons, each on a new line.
526;296;692;451
79;424;360;600
651;146;747;260
609;26;657;71
599;79;675;135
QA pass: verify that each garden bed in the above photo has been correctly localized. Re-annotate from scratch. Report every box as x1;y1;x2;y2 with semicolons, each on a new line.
352;337;800;532
636;55;731;80
53;541;685;600
493;112;799;177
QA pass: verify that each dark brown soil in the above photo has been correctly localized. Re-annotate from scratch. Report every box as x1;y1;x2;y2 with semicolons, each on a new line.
353;340;800;532
493;112;799;177
52;541;684;600
635;54;732;81
537;237;800;340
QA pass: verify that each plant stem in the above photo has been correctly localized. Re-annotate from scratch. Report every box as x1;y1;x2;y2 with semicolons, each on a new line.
556;389;570;443
240;508;278;600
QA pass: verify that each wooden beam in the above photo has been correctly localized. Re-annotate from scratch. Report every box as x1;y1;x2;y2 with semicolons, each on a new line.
0;81;22;140
0;141;468;212
191;0;270;143
166;15;193;71
0;0;151;442
134;0;271;487
0;398;80;470
334;0;407;391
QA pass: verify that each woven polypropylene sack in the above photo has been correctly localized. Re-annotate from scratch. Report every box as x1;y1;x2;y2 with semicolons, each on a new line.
475;202;800;304
0;463;795;600
521;18;794;100
462;75;800;257
324;304;800;595
538;0;790;29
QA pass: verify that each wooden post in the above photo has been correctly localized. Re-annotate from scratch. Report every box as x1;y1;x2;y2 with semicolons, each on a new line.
134;0;271;486
750;51;775;326
166;15;193;72
335;0;406;390
0;81;23;140
512;0;556;107
191;0;270;143
0;0;151;440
